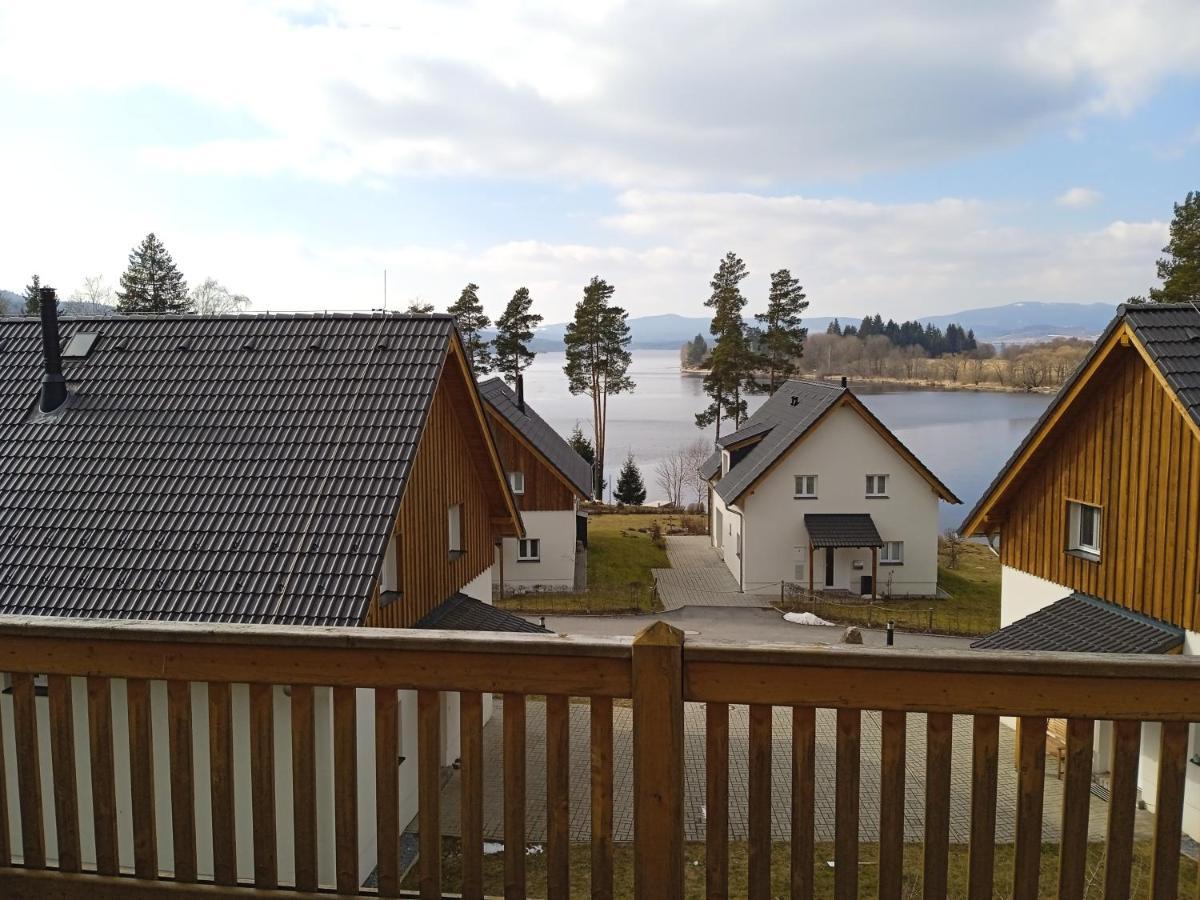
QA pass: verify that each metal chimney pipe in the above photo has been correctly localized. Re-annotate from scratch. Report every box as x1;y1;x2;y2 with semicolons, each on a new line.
38;287;68;413
516;373;525;411
841;376;848;388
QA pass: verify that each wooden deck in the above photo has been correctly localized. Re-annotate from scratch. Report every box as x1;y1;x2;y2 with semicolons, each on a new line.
1;616;1199;898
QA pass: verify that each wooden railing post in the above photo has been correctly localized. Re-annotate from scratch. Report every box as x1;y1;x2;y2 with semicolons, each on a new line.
632;621;684;900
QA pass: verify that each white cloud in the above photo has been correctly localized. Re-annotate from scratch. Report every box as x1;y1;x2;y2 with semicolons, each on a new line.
2;1;1199;186
1056;187;1102;207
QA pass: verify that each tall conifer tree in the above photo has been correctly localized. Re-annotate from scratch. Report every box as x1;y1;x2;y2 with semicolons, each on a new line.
447;283;494;374
696;252;753;439
23;274;41;315
493;286;543;382
116;233;190;313
755;268;808;393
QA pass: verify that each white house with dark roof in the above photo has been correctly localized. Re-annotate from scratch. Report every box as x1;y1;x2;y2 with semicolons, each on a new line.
702;379;960;597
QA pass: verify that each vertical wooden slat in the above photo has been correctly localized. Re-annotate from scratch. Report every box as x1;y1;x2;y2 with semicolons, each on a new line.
46;675;80;873
632;622;684;900
747;703;772;900
127;678;157;880
290;685;317;892
166;681;196;883
375;688;400;898
249;683;277;889
1103;719;1141;900
547;694;570;900
0;686;9;867
11;672;44;869
503;693;526;900
1149;721;1188;899
460;691;484;900
590;696;614;900
333;685;359;894
1013;715;1047;898
878;709;906;900
791;706;815;900
208;681;236;886
417;689;441;900
87;677;118;876
1057;718;1095;900
834;707;860;900
967;715;999;900
705;702;728;900
923;712;952;900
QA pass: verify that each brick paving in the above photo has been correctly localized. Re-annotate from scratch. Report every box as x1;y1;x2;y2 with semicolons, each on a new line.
429;698;1153;845
653;535;770;610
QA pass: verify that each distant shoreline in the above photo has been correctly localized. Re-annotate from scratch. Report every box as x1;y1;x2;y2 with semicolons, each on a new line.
678;365;1057;395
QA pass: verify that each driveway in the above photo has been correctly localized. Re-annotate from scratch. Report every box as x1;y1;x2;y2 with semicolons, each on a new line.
429;699;1152;845
652;535;772;610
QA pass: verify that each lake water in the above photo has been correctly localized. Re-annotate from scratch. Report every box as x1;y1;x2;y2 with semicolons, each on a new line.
518;350;1052;531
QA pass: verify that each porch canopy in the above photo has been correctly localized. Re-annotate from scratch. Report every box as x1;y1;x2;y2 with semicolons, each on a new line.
804;513;883;548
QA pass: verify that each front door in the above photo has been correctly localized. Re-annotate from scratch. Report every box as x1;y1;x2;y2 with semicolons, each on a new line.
824;547;835;587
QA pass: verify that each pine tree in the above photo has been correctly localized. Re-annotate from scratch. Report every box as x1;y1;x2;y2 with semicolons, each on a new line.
493;286;543;382
563;277;635;497
23;274;41;315
754;268;809;393
826;318;842;336
696;252;753;438
685;334;708;366
447;283;493;374
1148;190;1200;303
613;453;646;506
406;299;435;314
568;423;595;467
116;233;190;313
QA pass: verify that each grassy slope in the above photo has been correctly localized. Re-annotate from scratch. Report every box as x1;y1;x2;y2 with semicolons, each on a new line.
408;838;1197;898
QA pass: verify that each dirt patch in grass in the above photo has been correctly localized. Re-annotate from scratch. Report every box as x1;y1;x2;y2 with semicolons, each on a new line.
405;838;1196;898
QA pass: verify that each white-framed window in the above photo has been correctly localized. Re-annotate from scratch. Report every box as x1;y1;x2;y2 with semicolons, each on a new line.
793;475;818;498
517;538;541;561
880;541;903;564
448;503;462;556
508;471;525;495
1068;501;1101;558
866;474;889;497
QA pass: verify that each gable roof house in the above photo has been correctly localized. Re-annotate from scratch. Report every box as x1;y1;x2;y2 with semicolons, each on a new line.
479;375;593;593
961;303;1200;836
703;378;959;596
0;296;534;882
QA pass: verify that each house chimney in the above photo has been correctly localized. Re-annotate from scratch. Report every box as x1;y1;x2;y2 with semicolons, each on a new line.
840;376;847;389
516;373;525;411
38;287;68;413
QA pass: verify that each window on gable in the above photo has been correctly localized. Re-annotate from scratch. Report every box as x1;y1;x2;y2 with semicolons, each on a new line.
880;541;903;564
518;538;541;561
793;475;817;498
866;474;889;497
508;471;525;495
1067;501;1101;558
448;503;462;557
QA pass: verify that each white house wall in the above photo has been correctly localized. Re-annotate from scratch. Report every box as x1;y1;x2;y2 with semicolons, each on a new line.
709;490;743;588
740;405;940;596
998;566;1072;627
493;510;578;592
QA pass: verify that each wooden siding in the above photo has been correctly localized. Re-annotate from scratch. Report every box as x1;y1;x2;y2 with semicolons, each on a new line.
996;346;1200;629
364;359;502;628
488;413;577;512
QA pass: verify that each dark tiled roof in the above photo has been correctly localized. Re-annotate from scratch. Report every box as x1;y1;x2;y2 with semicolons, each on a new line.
413;592;551;633
960;302;1199;534
971;592;1183;654
804;513;883;548
0;313;456;627
716;419;774;449
711;380;844;502
699;450;721;481
478;377;593;498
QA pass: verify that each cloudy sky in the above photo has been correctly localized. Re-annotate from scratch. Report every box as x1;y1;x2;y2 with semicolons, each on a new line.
1;0;1198;323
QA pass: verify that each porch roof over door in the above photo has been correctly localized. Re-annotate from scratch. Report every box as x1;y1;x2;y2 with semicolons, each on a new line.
804;513;884;549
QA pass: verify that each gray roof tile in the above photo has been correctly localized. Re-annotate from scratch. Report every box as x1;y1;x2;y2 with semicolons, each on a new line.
0;313;455;627
413;592;551;633
971;592;1183;654
804;513;883;548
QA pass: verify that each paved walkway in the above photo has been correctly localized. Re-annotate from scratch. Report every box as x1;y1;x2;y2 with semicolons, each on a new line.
653;535;770;610
429;698;1153;845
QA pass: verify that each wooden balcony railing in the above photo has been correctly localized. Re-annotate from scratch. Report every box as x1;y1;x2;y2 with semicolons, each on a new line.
0;616;1199;898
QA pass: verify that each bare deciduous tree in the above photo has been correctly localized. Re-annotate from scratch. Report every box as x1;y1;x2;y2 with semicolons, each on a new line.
682;439;712;509
67;275;114;315
655;453;686;509
190;277;250;315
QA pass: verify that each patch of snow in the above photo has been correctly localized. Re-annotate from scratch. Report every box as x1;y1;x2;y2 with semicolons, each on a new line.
783;611;834;627
483;842;505;855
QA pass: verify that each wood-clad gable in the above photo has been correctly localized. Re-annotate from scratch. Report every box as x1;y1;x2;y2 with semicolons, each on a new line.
487;411;579;512
365;340;521;628
989;343;1200;629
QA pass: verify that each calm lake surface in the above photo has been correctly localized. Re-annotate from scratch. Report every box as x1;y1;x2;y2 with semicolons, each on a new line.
519;350;1052;530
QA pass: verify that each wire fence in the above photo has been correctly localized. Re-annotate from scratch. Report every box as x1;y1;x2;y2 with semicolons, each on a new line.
494;584;660;616
776;583;995;638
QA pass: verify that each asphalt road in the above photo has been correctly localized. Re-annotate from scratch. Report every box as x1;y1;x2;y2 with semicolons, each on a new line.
530;605;974;650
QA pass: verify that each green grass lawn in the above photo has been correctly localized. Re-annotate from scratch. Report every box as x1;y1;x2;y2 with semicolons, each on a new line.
496;510;701;614
405;838;1197;898
778;540;1001;636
